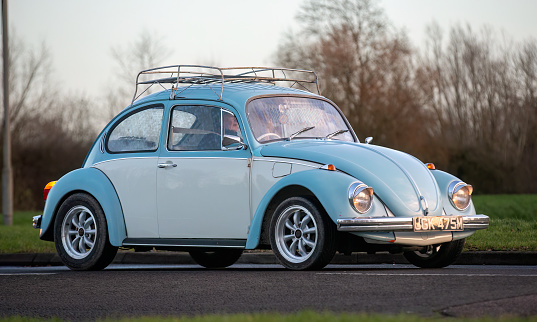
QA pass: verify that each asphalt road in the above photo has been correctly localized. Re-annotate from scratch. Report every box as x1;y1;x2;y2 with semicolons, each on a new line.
1;263;536;320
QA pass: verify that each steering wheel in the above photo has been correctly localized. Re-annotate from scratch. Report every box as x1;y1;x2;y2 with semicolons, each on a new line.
257;132;282;142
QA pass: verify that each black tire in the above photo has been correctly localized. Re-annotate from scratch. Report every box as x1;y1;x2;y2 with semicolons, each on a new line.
403;238;466;268
269;196;337;270
189;249;243;268
54;193;118;271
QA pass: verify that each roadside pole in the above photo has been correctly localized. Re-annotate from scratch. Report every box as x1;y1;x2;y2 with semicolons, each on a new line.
2;0;13;226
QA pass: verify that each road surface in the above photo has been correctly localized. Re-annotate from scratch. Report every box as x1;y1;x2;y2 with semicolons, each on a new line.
1;263;536;319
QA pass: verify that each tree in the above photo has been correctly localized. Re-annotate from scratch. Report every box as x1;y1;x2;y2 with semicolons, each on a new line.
1;33;97;211
274;0;430;154
105;29;172;118
417;23;537;192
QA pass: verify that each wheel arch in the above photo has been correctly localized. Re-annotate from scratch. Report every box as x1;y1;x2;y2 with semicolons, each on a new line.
40;168;127;246
257;185;318;248
245;168;358;249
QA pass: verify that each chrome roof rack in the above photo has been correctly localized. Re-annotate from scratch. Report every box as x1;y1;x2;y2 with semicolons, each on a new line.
130;65;320;106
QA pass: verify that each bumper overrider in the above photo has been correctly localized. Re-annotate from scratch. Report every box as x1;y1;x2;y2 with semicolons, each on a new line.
33;215;42;229
336;214;489;232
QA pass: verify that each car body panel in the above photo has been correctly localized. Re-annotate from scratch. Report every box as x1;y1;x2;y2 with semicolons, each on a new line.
245;166;389;249
40;167;126;246
93;157;159;238
156;155;251;239
260;140;441;217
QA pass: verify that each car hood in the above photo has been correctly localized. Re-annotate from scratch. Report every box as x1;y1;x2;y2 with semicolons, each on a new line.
260;140;441;217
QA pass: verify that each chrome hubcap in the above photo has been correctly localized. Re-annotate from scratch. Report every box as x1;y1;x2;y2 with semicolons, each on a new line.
275;205;318;263
61;205;97;259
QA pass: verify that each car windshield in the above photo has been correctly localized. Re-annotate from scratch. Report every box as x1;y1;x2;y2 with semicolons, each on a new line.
247;96;354;143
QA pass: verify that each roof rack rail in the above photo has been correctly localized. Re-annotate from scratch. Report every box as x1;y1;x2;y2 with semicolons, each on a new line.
130;65;320;106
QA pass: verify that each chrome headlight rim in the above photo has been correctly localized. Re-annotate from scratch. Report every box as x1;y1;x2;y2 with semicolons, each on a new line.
448;181;473;211
348;182;374;214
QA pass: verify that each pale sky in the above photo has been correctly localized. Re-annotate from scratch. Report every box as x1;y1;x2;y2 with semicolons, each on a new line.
8;0;537;100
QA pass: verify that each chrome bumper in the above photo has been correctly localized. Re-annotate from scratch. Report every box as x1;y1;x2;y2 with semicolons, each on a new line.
32;215;42;229
336;214;489;232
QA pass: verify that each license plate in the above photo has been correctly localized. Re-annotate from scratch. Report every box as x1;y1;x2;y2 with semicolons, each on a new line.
413;216;464;232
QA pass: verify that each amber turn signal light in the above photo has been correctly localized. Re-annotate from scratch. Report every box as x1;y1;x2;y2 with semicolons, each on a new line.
425;163;436;170
44;181;57;201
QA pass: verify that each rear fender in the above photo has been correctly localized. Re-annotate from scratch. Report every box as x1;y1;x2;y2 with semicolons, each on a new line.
40;167;126;246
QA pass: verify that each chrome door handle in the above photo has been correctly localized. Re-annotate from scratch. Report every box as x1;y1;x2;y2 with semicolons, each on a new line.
157;162;177;168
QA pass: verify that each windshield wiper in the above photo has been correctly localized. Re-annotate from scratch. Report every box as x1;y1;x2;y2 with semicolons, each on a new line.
288;126;315;141
325;129;349;139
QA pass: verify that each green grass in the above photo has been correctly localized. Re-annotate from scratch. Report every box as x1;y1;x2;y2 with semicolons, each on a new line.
0;195;536;253
472;194;537;221
465;218;537;251
0;211;56;253
467;195;537;251
1;311;537;322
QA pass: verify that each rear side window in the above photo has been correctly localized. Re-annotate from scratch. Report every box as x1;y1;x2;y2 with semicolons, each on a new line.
107;106;164;153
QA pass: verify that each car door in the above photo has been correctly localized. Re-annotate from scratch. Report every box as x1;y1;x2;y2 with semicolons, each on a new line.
156;104;251;242
94;104;164;238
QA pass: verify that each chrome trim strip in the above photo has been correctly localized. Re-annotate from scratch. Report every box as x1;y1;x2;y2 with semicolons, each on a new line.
251;157;319;169
92;157;159;167
122;238;246;248
336;214;489;232
93;156;249;167
99;132;106;154
158;157;249;161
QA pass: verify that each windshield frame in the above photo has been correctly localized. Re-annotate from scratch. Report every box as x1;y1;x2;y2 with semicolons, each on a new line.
245;94;358;144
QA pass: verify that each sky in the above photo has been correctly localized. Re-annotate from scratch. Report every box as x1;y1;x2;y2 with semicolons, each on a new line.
7;0;537;100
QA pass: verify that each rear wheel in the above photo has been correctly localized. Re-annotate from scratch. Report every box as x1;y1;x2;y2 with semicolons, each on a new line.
403;238;466;268
54;193;118;270
189;249;243;268
269;197;336;270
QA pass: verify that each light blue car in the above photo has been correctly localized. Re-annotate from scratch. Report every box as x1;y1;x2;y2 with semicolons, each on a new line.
33;65;489;271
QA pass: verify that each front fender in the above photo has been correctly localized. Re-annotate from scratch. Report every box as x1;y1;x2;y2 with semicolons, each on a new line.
40;167;126;246
245;168;387;249
430;169;477;217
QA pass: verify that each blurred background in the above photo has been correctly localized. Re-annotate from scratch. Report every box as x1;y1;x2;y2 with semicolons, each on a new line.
3;0;537;210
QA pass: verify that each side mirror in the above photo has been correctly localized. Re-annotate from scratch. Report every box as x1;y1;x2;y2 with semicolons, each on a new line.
365;137;373;144
222;135;247;151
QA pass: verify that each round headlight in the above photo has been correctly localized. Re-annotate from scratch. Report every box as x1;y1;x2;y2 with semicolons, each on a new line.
448;181;473;211
349;183;374;214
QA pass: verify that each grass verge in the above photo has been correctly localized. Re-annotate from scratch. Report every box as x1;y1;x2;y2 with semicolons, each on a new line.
0;211;56;254
0;195;536;253
467;194;537;251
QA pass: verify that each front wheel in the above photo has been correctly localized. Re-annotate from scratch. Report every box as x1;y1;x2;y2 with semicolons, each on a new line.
403;238;466;268
269;197;336;270
54;193;118;270
189;249;243;268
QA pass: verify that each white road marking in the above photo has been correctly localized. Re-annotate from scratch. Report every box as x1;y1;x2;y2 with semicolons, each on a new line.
317;272;537;277
0;273;57;276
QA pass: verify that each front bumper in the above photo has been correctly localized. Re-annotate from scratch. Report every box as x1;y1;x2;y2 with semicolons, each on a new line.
32;215;42;229
336;214;489;232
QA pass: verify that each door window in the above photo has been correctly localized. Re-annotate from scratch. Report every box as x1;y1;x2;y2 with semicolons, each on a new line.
168;105;244;151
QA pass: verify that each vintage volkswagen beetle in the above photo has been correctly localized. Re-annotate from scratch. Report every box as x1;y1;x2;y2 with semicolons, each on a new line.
33;65;489;270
